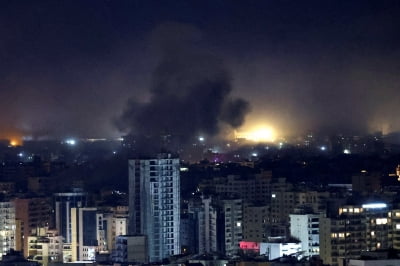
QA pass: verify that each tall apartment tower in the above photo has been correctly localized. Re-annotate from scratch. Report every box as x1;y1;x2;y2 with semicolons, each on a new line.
289;213;320;257
220;198;243;256
0;201;16;259
128;154;180;263
13;197;52;257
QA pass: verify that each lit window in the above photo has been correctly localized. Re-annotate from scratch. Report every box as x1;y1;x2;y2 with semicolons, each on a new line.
376;218;388;225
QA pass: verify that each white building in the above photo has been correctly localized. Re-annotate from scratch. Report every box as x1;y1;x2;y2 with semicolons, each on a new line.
260;242;302;260
239;241;301;260
0;201;15;258
128;154;180;262
289;213;320;257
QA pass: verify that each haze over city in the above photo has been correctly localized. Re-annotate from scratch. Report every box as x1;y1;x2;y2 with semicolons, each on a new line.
1;0;400;142
4;2;400;266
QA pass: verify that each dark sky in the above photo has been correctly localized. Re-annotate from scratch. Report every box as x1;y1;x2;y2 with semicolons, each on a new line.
1;0;400;140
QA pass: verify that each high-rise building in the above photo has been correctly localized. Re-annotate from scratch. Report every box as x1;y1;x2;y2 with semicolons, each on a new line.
128;154;180;262
13;197;52;257
319;203;390;266
53;190;88;244
70;207;107;261
289;213;320;257
187;196;218;254
243;204;270;242
219;198;243;257
0;201;16;259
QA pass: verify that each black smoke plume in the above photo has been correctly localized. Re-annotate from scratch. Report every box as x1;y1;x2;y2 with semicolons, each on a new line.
116;23;250;152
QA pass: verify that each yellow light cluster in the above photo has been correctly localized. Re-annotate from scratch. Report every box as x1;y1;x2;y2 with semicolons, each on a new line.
235;126;276;143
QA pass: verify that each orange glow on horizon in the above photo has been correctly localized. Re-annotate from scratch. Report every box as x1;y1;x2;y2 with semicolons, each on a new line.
10;140;18;146
9;138;22;146
0;129;23;146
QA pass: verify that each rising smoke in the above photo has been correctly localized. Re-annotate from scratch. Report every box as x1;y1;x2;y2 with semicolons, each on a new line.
116;23;250;149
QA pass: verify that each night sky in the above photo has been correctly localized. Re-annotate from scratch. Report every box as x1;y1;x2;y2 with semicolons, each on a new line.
1;0;400;140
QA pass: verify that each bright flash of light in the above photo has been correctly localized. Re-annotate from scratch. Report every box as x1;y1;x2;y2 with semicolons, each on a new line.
236;126;276;143
9;139;21;146
65;139;76;145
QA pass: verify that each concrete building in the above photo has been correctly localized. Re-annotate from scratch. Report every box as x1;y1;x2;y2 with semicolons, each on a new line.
389;209;400;250
352;171;382;195
53;190;88;244
105;216;127;251
103;206;128;252
289;213;320;257
70;207;108;261
0;201;16;259
27;227;63;266
243;204;270;242
220;198;243;256
113;235;148;264
198;171;272;204
13;197;52;257
188;196;218;254
320;203;390;266
270;182;329;239
128;154;180;262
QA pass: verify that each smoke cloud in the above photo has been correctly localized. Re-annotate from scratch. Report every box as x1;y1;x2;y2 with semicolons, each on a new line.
116;23;250;145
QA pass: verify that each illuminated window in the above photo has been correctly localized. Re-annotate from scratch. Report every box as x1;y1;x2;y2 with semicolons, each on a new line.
354;208;360;213
376;218;388;225
396;224;400;230
339;233;345;238
371;231;375;236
